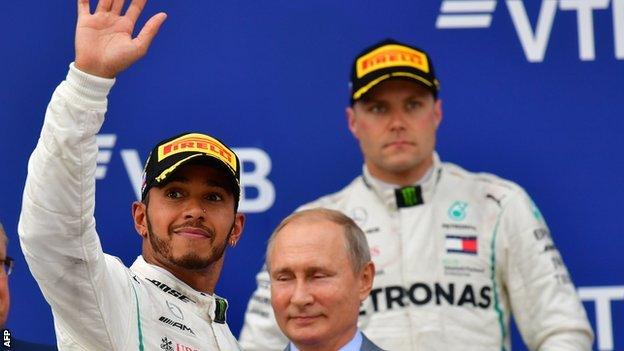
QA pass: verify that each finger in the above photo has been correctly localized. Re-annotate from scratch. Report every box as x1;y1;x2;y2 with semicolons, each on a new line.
111;0;125;15
95;0;113;13
133;12;167;57
77;0;91;17
125;0;147;25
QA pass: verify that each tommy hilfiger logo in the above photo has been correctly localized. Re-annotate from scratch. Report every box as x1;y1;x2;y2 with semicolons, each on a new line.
445;235;478;255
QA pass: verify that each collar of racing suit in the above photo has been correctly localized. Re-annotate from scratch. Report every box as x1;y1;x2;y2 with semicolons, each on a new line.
361;152;443;211
130;255;229;324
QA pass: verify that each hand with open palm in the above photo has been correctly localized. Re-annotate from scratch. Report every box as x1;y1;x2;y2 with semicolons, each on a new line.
75;0;166;78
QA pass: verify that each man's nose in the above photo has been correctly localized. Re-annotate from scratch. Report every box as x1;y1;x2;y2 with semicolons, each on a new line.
290;281;314;307
388;110;408;130
183;197;205;219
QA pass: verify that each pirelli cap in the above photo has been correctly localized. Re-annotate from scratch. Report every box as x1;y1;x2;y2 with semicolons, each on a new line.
350;38;440;104
140;132;241;203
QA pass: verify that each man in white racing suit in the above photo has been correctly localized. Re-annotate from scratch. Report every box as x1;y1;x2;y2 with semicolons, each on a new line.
19;0;244;349
239;39;593;350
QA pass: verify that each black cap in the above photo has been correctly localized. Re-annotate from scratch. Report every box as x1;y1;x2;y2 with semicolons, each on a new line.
140;132;240;204
350;38;440;104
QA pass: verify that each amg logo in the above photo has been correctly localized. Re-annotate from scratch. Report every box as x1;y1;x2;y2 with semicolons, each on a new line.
147;278;194;303
363;283;492;314
158;316;195;336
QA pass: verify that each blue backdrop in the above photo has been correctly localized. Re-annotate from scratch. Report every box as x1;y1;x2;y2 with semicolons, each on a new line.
0;1;622;350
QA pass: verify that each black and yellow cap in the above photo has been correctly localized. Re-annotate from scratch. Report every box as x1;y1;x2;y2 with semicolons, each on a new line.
140;132;240;205
350;38;440;104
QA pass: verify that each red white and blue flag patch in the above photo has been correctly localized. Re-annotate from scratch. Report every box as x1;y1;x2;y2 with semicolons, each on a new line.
445;235;478;255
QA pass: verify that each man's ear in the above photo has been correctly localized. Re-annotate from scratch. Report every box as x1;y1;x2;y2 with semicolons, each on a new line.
229;213;246;246
434;98;443;129
358;261;375;302
132;201;148;238
346;106;359;138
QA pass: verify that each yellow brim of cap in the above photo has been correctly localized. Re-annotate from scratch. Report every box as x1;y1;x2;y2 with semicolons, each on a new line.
352;72;436;101
155;153;239;187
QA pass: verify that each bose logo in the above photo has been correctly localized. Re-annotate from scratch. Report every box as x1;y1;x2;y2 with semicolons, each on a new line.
437;0;624;62
95;134;275;213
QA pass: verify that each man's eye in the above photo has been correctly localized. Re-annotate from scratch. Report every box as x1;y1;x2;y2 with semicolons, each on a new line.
312;273;328;279
206;193;223;201
369;105;386;114
406;101;422;110
166;190;183;199
275;275;292;282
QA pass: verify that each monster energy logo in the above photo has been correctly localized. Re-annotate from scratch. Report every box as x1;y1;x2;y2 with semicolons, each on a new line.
214;298;228;324
395;186;423;208
404;187;417;205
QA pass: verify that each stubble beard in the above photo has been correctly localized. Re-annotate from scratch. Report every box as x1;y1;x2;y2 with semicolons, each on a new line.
146;212;234;270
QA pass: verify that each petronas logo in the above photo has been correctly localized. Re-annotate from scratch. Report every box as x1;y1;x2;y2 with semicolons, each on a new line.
448;201;468;221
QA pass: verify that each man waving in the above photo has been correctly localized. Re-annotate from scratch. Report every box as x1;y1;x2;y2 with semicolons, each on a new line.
19;1;245;349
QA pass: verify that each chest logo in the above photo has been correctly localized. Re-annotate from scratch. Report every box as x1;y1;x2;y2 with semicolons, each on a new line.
448;201;468;221
160;337;173;351
445;235;478;255
167;300;184;320
351;207;368;225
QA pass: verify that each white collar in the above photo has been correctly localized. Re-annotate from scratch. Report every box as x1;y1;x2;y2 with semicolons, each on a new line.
361;152;443;210
130;255;229;323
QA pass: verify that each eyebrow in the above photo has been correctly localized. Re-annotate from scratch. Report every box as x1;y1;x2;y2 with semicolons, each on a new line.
270;266;333;276
164;176;228;189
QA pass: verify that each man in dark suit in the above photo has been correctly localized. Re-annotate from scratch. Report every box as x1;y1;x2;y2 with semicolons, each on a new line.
266;209;384;351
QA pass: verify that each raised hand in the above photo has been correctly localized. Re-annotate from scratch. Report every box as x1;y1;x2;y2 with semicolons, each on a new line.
75;0;166;78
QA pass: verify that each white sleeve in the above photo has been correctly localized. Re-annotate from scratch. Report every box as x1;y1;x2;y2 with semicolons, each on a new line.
18;64;136;349
238;265;289;351
501;189;593;351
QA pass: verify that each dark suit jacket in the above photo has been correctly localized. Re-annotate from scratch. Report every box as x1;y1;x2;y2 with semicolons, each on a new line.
360;334;385;351
284;332;385;351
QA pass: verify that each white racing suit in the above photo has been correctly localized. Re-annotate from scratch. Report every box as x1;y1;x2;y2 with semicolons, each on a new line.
18;64;241;350
239;155;593;350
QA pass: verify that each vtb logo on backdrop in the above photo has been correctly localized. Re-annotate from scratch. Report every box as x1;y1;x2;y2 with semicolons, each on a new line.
436;0;624;62
96;134;275;213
